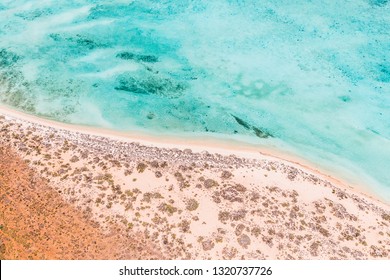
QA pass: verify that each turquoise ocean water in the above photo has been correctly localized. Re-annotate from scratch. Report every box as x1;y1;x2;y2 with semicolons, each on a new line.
0;1;389;200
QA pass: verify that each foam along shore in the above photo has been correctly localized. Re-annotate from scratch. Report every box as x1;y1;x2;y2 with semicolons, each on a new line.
0;106;389;259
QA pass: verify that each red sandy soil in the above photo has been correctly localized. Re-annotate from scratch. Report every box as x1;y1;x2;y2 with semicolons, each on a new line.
0;145;162;260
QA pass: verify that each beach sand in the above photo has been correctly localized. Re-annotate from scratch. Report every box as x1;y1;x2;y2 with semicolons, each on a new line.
0;108;389;260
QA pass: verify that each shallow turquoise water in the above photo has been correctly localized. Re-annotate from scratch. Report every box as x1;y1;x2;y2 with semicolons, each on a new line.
0;1;389;199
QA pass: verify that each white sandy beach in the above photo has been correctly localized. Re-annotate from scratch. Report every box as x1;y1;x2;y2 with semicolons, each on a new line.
0;104;383;203
0;105;389;259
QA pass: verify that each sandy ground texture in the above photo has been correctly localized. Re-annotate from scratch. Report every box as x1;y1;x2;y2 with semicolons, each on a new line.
0;145;162;259
0;112;389;260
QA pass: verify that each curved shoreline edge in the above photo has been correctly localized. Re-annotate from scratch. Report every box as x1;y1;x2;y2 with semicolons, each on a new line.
1;105;389;259
0;104;387;206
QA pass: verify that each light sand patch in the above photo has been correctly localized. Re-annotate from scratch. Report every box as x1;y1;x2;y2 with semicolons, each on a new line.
0;145;163;260
0;112;389;259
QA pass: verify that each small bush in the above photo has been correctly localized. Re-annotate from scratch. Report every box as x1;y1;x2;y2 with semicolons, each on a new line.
186;199;199;211
136;162;147;173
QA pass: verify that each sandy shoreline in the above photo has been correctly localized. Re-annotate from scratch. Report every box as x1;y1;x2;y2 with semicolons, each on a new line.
0;105;384;204
0;106;389;259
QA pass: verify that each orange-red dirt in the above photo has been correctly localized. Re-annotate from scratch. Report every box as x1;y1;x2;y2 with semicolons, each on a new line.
0;145;162;260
